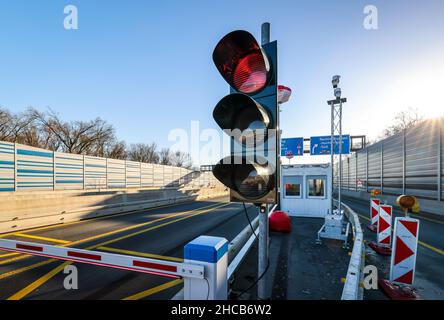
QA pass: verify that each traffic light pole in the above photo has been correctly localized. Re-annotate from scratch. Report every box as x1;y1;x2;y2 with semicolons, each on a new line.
257;22;271;300
211;23;277;300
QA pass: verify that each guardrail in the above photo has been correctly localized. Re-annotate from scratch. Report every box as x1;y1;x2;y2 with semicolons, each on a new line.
337;200;365;300
228;205;277;279
172;204;277;300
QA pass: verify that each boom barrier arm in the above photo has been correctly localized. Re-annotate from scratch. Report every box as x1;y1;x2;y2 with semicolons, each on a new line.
0;238;204;279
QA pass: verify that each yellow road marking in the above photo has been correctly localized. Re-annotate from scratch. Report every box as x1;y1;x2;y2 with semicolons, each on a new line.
0;252;20;259
0;202;221;266
415;215;444;225
0;232;69;260
357;213;444;256
98;247;183;262
419;241;444;256
5;203;229;299
0;200;218;239
14;233;70;244
357;211;444;226
0;259;55;281
358;213;370;222
123;279;183;300
93;203;228;248
8;261;71;300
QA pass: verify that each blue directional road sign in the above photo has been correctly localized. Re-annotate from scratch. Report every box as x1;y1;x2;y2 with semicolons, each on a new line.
281;138;304;157
310;135;350;155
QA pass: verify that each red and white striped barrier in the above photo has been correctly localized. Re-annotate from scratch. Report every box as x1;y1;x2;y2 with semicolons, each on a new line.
0;238;204;279
368;199;380;232
390;217;420;285
377;205;392;246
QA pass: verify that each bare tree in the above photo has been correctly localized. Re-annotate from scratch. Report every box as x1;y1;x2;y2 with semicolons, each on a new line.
32;109;116;156
383;108;424;138
170;150;193;169
0;107;36;143
105;140;127;160
158;148;172;165
127;143;159;163
0;108;13;141
1;107;192;169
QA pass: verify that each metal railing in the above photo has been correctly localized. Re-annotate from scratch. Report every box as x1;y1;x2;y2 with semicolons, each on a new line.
337;200;365;300
173;204;277;300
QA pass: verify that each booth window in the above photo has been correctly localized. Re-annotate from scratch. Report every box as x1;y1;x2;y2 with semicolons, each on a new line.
307;176;326;198
284;176;302;198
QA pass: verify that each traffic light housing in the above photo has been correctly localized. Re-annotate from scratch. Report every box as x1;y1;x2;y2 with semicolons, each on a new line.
212;30;278;204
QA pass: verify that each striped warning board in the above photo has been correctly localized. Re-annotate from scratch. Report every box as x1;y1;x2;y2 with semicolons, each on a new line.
390;217;420;285
0;238;204;279
370;199;380;228
377;205;392;246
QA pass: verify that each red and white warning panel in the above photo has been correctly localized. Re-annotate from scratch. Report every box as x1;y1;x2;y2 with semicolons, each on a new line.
390;217;420;285
0;239;204;280
377;205;392;246
369;199;380;230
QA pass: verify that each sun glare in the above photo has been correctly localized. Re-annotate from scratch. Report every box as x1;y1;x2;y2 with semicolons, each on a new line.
382;56;444;120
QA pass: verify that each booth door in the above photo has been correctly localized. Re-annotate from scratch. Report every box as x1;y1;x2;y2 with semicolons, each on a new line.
281;175;304;217
304;175;329;218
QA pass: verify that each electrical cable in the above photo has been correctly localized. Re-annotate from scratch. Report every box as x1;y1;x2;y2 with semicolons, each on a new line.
237;202;270;298
243;202;258;240
237;258;270;299
204;277;210;300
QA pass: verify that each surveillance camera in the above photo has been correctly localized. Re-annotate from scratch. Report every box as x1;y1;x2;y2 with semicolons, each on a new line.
332;75;341;88
334;87;342;98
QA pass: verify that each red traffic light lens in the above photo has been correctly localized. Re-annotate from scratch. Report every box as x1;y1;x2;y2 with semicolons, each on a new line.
213;30;270;95
233;52;268;93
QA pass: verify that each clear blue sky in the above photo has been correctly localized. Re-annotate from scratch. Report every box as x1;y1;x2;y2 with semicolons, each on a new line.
1;0;443;165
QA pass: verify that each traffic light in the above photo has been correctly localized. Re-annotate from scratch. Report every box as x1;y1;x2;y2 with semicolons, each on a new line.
212;30;278;205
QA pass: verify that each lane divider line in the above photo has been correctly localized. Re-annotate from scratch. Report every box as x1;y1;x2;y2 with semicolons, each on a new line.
0;199;221;239
14;233;70;244
4;203;229;300
7;261;71;301
418;241;444;256
0;259;56;281
0;202;222;266
0;252;21;259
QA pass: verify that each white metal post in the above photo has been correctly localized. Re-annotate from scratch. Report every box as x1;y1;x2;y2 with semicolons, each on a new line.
14;142;17;191
437;122;442;201
331;103;334;213
257;21;271;301
258;205;269;299
338;100;343;213
184;236;228;300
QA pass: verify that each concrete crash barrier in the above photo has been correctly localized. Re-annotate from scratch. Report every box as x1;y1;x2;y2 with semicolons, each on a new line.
0;186;228;234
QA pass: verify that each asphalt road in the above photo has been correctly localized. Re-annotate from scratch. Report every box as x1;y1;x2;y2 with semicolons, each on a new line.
1;196;442;300
0;197;258;300
342;196;444;300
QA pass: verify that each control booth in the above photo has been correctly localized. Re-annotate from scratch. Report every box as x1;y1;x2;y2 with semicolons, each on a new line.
280;164;332;218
